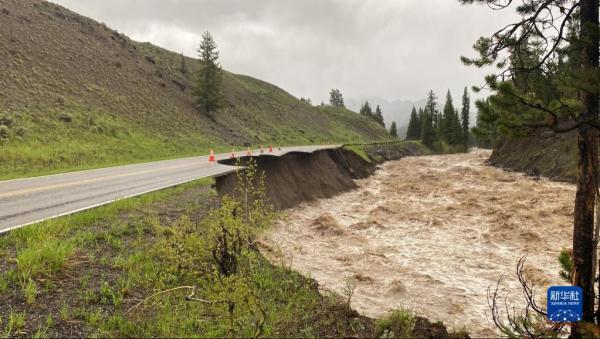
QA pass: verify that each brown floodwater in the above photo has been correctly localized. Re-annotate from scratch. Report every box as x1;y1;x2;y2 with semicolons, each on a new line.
260;149;576;336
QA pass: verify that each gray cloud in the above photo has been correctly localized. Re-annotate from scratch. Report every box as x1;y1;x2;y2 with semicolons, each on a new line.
49;0;516;106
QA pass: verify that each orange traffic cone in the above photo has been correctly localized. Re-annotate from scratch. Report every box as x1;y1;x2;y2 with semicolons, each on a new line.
208;149;216;163
269;145;273;152
230;149;236;159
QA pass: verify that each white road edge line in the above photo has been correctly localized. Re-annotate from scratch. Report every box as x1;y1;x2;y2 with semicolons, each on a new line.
0;145;341;234
0;167;239;235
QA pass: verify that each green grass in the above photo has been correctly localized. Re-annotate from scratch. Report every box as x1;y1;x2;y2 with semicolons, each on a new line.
0;19;389;180
344;145;372;163
0;175;377;337
376;309;416;338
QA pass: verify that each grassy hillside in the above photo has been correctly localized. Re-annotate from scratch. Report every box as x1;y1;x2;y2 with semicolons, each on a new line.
0;0;388;179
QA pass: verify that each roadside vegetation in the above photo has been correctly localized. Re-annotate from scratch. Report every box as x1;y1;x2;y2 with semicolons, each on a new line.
0;173;372;337
0;154;464;337
0;0;389;180
0;163;376;337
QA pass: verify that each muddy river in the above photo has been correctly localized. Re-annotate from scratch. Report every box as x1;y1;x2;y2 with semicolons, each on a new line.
260;149;575;336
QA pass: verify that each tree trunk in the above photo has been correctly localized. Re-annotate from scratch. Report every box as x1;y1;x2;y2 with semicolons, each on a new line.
573;0;599;326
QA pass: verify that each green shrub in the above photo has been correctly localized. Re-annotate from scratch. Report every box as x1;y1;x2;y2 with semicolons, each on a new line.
0;114;14;127
0;124;9;139
59;113;73;123
376;309;416;338
15;126;27;138
559;249;573;282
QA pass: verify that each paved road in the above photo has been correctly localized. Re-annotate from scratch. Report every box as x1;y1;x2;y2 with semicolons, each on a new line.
0;145;340;233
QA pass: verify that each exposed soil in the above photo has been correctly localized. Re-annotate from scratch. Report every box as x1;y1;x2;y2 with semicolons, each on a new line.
489;129;577;183
364;142;429;162
261;149;574;336
217;149;376;210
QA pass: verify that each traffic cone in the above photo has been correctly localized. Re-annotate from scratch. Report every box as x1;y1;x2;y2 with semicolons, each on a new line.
208;149;216;163
269;145;273;153
230;149;236;159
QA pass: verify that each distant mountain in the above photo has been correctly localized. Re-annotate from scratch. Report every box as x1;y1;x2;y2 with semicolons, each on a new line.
346;97;427;138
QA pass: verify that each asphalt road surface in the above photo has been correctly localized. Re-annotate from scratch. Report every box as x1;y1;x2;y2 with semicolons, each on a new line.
0;145;340;233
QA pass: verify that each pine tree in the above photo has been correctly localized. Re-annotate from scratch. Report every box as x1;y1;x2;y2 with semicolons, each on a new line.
449;108;463;145
461;1;600;321
441;90;455;143
374;105;385;127
421;90;437;147
472;99;498;148
461;87;470;146
329;89;345;107
389;121;398;138
421;110;434;147
406;107;420;140
195;32;223;115
300;97;312;106
360;101;373;117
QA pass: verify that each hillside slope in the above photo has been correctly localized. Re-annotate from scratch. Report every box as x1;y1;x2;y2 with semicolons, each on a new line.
0;0;388;179
489;130;577;182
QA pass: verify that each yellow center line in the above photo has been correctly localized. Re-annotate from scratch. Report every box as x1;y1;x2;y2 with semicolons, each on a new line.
0;162;206;199
0;146;329;199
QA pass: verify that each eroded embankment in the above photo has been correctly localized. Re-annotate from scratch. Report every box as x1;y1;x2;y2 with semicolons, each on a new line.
260;149;574;336
217;148;377;210
490;129;577;182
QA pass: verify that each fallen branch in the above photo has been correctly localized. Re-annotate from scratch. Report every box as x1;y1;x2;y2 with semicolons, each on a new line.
126;285;194;314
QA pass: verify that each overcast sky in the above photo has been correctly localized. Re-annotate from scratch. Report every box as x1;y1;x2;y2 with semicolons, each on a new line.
49;0;516;104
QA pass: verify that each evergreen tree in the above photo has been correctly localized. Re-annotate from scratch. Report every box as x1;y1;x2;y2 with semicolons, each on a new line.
449;108;463;145
329;89;345;107
420;110;434;147
300;97;312;106
389;121;398;138
374;105;385;127
462;0;600;322
195;31;223;115
472;99;498;148
421;90;438;147
461;87;470;146
441;90;455;142
406;107;420;140
360;101;373;118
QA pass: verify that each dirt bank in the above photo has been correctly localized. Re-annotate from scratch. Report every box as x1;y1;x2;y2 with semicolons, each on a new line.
216;143;429;210
261;149;574;336
363;142;430;162
216;148;376;210
489;129;577;182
